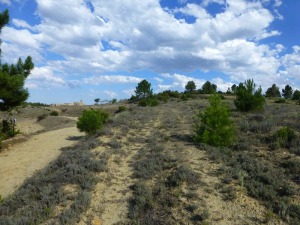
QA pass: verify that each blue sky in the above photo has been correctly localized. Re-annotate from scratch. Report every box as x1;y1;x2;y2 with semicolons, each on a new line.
0;0;299;104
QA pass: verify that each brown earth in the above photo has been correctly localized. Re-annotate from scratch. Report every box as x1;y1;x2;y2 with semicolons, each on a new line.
0;117;83;198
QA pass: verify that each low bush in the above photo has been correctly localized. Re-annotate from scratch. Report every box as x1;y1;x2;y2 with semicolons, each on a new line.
181;94;188;101
116;105;127;113
274;98;286;104
133;152;176;180
239;119;275;134
281;158;300;184
271;127;295;149
220;186;237;201
1;119;16;139
157;92;170;103
166;165;199;187
159;90;180;98
138;97;159;107
76;109;109;135
50;110;59;116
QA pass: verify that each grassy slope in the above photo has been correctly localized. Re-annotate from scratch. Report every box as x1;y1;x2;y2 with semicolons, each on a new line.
0;97;299;224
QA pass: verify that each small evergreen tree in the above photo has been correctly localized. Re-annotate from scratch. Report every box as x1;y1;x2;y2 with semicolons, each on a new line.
231;84;237;94
0;9;9;64
194;94;235;147
134;79;153;99
0;9;34;110
200;81;217;94
185;81;196;93
282;85;293;99
292;90;300;100
94;98;100;105
77;109;109;135
234;79;265;112
265;84;281;98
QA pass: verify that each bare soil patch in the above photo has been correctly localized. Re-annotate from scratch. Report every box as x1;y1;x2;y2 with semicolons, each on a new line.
0;126;83;197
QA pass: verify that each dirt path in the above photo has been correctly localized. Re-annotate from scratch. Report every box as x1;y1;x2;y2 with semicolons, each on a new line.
0;126;83;198
79;113;156;225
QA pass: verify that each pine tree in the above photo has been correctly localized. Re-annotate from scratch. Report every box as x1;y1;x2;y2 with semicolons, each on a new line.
195;94;235;147
265;84;281;98
0;9;34;110
282;85;293;99
234;79;265;112
185;81;196;93
134;79;153;99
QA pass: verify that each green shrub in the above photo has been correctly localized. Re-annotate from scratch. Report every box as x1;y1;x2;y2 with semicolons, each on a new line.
50;110;59;116
281;158;300;183
76;109;109;135
157;92;170;103
181;94;188;101
272;127;295;149
274;98;286;104
167;90;180;98
234;79;265;112
116;105;127;113
1;119;17;139
138;97;159;107
195;94;235;147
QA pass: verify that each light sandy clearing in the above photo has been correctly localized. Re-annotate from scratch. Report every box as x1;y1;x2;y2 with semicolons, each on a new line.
0;126;83;198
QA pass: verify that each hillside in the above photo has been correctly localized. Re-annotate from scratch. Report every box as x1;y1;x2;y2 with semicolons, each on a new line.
0;97;299;224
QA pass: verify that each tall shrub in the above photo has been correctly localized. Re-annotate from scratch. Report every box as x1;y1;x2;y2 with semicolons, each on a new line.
77;109;109;135
234;79;265;112
194;94;235;147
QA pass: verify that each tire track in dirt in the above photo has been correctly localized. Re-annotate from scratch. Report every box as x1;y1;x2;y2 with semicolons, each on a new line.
79;110;160;225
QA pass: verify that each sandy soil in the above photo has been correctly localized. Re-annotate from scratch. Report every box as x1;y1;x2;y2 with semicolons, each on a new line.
0;104;291;224
0;125;83;198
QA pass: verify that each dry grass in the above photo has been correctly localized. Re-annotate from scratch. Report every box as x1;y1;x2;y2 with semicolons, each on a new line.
0;97;299;224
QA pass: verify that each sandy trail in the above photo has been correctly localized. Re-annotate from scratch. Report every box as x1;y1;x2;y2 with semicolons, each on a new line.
0;126;83;198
